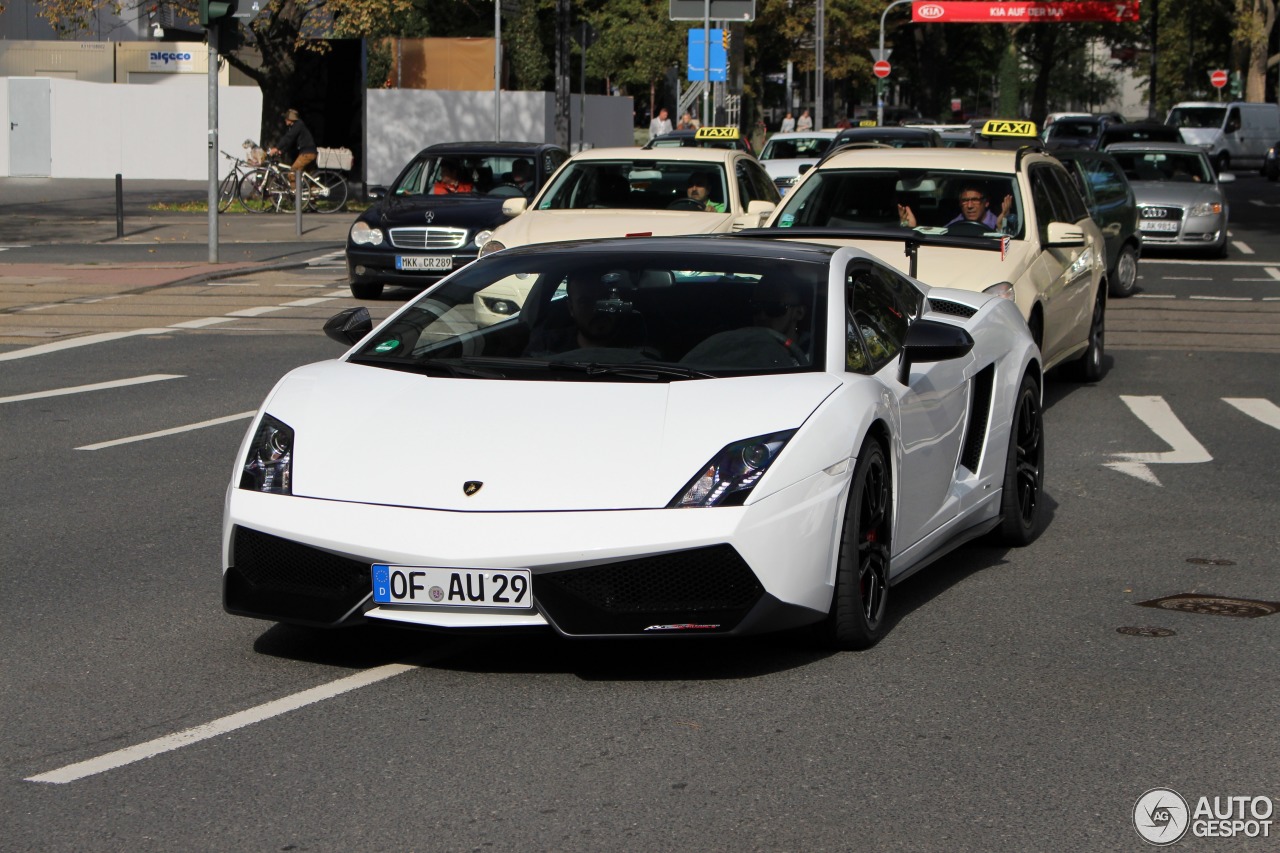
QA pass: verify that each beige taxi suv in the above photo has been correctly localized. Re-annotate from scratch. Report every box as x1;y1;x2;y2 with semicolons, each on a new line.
471;147;780;325
756;126;1108;381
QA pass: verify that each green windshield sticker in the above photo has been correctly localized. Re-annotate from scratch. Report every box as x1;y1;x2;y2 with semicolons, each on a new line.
374;339;400;353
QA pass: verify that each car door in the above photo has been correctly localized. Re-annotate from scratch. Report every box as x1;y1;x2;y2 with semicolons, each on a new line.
846;263;966;554
1028;164;1094;363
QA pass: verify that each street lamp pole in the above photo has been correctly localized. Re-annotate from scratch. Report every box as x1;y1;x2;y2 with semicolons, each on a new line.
877;0;912;127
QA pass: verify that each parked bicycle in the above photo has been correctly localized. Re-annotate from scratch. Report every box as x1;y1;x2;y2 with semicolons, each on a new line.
236;155;349;214
217;147;261;212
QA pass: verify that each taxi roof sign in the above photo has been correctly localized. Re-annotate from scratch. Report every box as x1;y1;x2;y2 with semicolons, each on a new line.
858;119;878;127
980;119;1038;138
695;126;742;140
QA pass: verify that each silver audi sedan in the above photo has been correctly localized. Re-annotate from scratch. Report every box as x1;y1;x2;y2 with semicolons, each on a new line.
1106;142;1233;258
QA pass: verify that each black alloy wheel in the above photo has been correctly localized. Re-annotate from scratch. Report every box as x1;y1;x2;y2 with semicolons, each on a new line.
996;372;1045;546
822;438;892;650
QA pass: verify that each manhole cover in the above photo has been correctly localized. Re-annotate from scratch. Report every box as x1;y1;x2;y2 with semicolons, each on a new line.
1186;557;1236;566
1136;594;1280;619
1117;626;1177;637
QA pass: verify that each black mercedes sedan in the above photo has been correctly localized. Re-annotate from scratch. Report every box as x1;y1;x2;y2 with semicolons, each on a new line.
346;141;569;299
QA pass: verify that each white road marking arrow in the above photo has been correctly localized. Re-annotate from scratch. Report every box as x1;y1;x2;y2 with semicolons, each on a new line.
1105;395;1212;485
1224;398;1280;431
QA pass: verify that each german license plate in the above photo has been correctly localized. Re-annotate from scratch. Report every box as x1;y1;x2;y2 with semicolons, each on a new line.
372;565;532;608
1140;220;1179;233
396;255;453;271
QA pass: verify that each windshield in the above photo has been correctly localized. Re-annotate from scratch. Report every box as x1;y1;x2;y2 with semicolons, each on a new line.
393;155;536;197
1167;107;1226;129
1048;119;1100;140
760;136;832;160
772;168;1024;239
1109;150;1214;184
350;249;826;378
536;159;729;211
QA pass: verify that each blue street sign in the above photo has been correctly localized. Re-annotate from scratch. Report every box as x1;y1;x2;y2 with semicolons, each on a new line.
688;29;727;82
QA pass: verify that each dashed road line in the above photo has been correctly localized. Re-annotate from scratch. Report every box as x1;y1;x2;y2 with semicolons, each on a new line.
77;411;255;450
0;374;183;404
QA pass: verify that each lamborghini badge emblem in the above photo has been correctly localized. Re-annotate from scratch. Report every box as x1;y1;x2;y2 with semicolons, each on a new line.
463;481;483;496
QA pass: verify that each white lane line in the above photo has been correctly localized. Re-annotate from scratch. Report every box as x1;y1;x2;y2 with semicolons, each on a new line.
1162;276;1213;281
1224;398;1280;431
1267;267;1280;280
1233;241;1255;255
0;374;182;405
25;664;416;785
77;411;255;450
282;297;337;307
0;329;172;361
1134;294;1177;299
170;317;236;329
1105;395;1212;486
1189;295;1252;301
226;306;287;317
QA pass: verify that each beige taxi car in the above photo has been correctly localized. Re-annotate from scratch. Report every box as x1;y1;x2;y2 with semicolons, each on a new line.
759;125;1108;380
472;147;780;324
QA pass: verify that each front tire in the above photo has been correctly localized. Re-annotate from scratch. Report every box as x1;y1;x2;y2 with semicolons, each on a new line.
995;372;1045;546
820;438;892;650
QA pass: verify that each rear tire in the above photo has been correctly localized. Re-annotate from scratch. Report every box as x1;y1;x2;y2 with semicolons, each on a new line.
995;372;1044;547
307;170;349;213
1108;244;1139;298
819;437;892;651
1063;285;1105;383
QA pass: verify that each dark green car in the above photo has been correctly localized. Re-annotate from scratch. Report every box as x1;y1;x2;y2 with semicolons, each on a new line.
1052;148;1142;298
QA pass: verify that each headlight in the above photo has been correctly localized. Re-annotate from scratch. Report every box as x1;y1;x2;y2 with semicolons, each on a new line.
1190;201;1223;217
239;414;294;495
350;221;384;246
474;230;493;247
983;282;1015;301
480;296;520;316
669;430;796;508
478;240;506;258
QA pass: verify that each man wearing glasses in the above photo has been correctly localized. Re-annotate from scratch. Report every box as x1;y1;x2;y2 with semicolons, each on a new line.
898;183;1013;231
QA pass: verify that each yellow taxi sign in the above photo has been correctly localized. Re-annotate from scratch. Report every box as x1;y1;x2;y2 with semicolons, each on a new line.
980;119;1038;138
695;126;741;140
858;119;878;127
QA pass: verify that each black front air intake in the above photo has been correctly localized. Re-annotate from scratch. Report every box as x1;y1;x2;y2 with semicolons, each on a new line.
224;526;372;626
535;544;764;635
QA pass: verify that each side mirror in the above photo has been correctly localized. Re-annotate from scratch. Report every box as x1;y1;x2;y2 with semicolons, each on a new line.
746;200;776;216
368;185;388;200
898;319;974;385
1046;221;1085;247
323;306;373;346
798;164;813;175
1217;171;1236;183
502;198;528;217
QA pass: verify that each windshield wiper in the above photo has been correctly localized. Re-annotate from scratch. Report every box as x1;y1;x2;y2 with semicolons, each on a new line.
348;355;506;379
547;361;715;381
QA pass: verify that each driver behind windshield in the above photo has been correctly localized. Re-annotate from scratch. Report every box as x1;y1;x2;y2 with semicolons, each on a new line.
687;171;727;212
898;183;1012;231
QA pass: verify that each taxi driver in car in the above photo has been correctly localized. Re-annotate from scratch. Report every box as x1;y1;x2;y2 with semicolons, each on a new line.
898;183;1012;231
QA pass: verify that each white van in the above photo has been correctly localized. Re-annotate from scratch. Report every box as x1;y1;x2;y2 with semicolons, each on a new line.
1166;101;1280;172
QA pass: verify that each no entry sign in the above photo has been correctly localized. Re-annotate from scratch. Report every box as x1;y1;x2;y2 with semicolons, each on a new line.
1210;69;1228;89
873;60;892;78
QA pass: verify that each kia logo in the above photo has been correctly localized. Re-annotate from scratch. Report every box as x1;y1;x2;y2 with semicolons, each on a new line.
918;4;945;19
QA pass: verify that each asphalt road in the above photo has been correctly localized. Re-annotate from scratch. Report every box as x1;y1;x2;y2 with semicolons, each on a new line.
1;175;1278;851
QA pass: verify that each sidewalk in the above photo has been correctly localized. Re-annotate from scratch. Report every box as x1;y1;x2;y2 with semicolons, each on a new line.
0;177;353;292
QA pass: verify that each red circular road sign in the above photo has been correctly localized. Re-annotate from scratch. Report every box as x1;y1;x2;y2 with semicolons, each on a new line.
873;60;892;79
1210;69;1228;89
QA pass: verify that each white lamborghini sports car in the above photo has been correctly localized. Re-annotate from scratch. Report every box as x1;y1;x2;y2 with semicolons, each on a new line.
223;236;1044;649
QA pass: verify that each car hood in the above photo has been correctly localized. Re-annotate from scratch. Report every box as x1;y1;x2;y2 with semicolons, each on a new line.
368;193;509;230
779;234;1037;292
493;209;734;248
1176;128;1217;147
261;361;840;511
1128;182;1224;208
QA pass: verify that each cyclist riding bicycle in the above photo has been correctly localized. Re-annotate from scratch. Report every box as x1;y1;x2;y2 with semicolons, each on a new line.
268;108;317;174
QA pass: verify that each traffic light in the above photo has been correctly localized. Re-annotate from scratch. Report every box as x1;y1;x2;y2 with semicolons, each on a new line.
1229;71;1243;98
199;0;235;26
